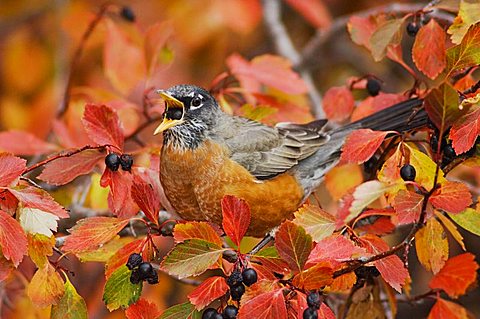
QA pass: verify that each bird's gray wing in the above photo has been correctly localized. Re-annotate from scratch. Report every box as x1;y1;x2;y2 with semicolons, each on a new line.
214;116;330;179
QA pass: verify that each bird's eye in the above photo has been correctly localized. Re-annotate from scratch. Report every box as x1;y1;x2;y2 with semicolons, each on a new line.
191;97;202;108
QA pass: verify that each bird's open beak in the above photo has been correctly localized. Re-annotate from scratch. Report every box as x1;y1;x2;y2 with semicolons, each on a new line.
154;90;185;135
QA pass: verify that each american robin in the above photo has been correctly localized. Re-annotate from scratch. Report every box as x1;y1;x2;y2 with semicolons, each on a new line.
154;85;426;237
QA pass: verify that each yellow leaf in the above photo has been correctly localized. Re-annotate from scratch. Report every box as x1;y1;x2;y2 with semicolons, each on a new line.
406;144;446;190
435;211;466;250
415;217;449;273
27;234;55;268
27;263;65;308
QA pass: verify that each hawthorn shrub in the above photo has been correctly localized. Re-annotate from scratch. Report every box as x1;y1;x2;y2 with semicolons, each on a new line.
0;1;480;319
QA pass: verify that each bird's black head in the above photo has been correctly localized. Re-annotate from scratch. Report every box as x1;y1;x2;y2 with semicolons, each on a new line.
154;84;220;149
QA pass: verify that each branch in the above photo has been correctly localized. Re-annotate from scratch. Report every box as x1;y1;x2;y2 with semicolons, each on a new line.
261;0;324;118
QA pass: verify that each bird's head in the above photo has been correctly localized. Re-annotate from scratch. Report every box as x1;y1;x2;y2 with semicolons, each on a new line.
154;84;220;148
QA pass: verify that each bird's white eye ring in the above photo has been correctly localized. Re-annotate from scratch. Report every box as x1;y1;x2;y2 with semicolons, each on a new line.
191;97;202;109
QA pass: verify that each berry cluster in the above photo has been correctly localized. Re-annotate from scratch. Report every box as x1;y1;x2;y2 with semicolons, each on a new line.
105;153;133;171
303;291;321;319
202;268;258;319
126;253;158;285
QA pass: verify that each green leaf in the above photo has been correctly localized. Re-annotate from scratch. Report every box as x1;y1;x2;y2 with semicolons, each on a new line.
449;208;480;236
51;276;88;319
103;265;142;311
293;204;335;242
159;302;202;319
161;239;226;279
446;22;480;72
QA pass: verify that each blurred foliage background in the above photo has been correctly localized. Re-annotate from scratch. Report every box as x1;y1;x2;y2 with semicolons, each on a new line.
0;0;478;318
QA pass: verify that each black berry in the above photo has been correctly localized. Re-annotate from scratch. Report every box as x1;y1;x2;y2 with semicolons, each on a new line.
222;305;238;319
120;154;134;171
366;78;381;96
230;284;245;301
241;268;258;286
202;308;218;319
160;221;176;236
120;6;136;22
105;153;121;171
130;269;141;284
227;270;243;287
443;144;456;159
306;291;321;309
146;270;159;284
214;313;223;319
400;164;416;181
126;253;143;270
430;134;439;151
406;22;419;36
303;306;318;319
138;262;154;280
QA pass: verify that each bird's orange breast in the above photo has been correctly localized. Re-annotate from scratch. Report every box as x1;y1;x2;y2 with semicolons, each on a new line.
160;140;305;236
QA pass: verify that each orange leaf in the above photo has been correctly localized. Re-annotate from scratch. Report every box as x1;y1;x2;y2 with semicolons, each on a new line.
0;210;27;267
307;234;363;266
325;163;363;200
82;104;124;150
450;104;480;154
188;276;228;310
105;238;145;279
429;253;479;298
27;263;65;308
415;217;449;274
429;181;472;214
238;288;287;319
126;298;162;319
292;262;333;290
105;169;139;219
322;86;355;122
347;15;385;50
412;19;446;79
340;129;390;164
63;217;129;254
0;153;26;187
174;221;223;247
0;130;58;156
221;195;251;247
392;190;424;225
428;298;469;319
275;221;312;272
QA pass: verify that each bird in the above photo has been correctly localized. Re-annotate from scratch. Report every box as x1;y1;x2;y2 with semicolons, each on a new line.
154;84;426;237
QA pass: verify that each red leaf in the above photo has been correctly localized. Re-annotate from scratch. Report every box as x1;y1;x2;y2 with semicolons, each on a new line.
174;221;223;247
284;0;331;29
322;86;355;122
393;190;424;224
82;104;124;150
0;130;57;156
307;234;363;266
318;303;336;319
292;261;334;290
38;149;104;185
429;181;472;214
0;153;26;187
126;298;162;319
450;105;480;154
340;129;390;164
429;253;479;298
0;210;27;266
360;234;409;292
8;187;68;218
63;217;129;253
131;173;161;225
105;170;138;219
238;288;287;319
428;298;469;319
412;19;446;80
227;54;308;95
221;195;251;247
188;276;228;310
275;220;312;272
105;238;145;278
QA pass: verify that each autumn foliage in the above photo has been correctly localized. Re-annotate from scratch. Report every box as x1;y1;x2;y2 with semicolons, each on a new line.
1;1;480;319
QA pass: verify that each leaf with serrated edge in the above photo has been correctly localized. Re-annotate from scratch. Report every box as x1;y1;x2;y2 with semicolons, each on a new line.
161;239;226;279
447;1;480;44
447;22;480;71
424;83;463;134
103;265;142;311
450;104;480;154
125;298;162;319
131;173;161;224
412;19;446;79
221;195;251;247
341;129;391;164
429;181;472;214
429;253;478;298
0;130;57;156
0;209;27;266
188;276;228;310
238;288;288;319
449;208;480;236
51;276;88;319
105;238;145;278
8;187;68;218
174;222;222;247
27;263;65;308
0;153;26;187
19;207;59;236
292;262;333;290
159;302;201;319
392;190;424;225
415;217;449;273
27;233;55;268
294;204;335;242
63;217;129;254
82;104;124;149
275;221;312;272
428;298;469;319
